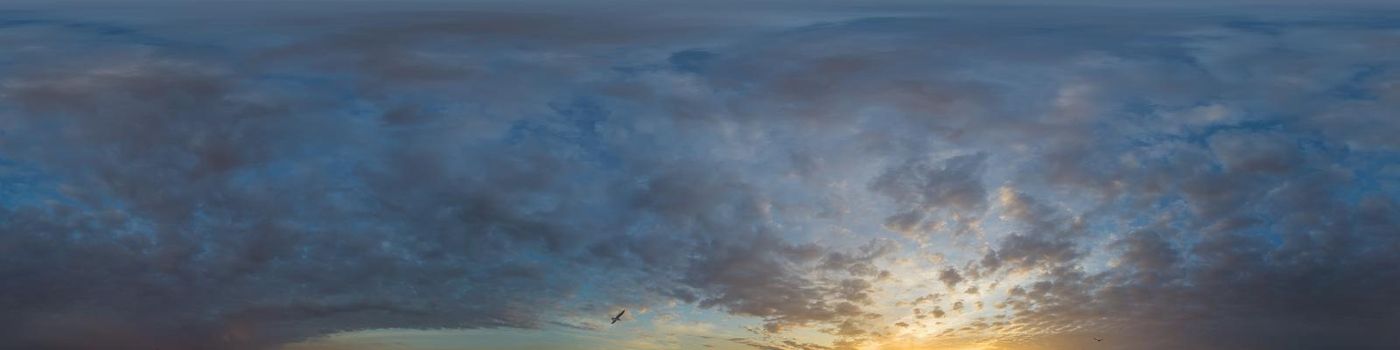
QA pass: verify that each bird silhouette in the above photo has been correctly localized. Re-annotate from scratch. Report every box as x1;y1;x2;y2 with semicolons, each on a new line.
1094;338;1103;342
611;310;626;324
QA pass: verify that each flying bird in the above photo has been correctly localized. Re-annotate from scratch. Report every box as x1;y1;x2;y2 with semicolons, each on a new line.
611;310;626;324
1094;338;1103;342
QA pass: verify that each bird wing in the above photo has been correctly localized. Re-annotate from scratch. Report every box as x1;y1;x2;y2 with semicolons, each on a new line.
616;310;626;318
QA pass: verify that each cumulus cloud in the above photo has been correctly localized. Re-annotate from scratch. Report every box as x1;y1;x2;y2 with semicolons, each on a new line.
870;153;989;237
937;268;965;290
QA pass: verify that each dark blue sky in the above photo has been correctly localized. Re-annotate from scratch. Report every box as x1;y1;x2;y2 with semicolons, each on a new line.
1;2;1398;350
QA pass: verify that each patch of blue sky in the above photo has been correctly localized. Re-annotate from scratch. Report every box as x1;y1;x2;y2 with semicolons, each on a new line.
504;96;621;169
1325;64;1390;101
253;73;361;100
0;157;57;210
667;49;718;74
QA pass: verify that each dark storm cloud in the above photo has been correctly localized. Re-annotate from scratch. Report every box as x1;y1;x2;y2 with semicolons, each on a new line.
3;3;1400;350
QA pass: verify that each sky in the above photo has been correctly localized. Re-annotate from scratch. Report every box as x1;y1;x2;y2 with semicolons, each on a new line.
1;1;1399;350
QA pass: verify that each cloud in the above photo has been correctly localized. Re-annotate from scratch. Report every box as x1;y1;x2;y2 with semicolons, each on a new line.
870;153;989;238
938;268;964;290
3;4;1400;350
1208;131;1302;174
0;12;892;349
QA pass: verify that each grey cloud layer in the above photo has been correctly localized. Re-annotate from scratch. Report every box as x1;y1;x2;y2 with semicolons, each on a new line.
0;9;896;349
2;4;1400;350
